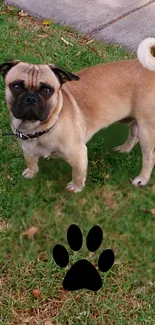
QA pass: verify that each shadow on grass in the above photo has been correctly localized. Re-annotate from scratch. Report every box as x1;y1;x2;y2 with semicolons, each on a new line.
12;123;142;203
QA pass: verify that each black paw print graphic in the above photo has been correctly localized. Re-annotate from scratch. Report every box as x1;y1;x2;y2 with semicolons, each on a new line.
53;225;115;291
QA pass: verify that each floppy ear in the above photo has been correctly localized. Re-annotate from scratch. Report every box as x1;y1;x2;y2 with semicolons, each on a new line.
0;60;20;79
49;64;80;85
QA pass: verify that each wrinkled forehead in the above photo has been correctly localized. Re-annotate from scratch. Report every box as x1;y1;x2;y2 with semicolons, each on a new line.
5;62;60;88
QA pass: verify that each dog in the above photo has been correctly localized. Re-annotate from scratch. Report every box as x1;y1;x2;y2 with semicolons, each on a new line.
1;37;155;193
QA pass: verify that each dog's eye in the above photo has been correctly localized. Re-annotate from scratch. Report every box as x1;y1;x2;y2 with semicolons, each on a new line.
13;83;21;90
10;81;25;93
40;84;54;97
43;87;51;93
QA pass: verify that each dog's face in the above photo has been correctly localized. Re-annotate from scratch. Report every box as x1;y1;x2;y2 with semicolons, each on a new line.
0;60;79;122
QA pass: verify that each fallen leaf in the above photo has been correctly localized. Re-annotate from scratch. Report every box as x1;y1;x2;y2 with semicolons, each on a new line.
19;9;28;17
78;36;90;45
66;32;76;37
45;321;54;325
38;33;48;38
135;286;145;294
0;219;8;231
37;251;48;262
85;38;94;45
61;37;73;46
88;45;99;54
7;175;13;181
75;50;81;57
6;5;14;11
148;281;154;286
7;222;12;231
142;208;155;215
22;226;39;239
104;173;111;180
21;317;33;324
42;19;53;25
32;288;41;299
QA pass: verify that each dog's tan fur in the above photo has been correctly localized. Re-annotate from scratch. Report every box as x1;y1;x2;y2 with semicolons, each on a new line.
2;37;155;192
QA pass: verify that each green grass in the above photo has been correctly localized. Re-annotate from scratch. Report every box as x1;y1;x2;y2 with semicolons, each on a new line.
0;2;155;324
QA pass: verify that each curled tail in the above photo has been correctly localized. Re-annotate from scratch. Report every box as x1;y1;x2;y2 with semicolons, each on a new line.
137;37;155;71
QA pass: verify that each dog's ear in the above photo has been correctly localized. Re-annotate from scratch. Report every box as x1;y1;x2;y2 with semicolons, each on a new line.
0;60;20;79
49;64;80;85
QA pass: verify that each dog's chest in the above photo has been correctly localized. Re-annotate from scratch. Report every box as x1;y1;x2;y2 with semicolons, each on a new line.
21;137;61;158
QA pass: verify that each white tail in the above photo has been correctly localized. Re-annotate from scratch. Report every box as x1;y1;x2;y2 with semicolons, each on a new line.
137;38;155;71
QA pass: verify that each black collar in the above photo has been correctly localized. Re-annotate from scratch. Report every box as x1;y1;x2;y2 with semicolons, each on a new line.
2;125;54;141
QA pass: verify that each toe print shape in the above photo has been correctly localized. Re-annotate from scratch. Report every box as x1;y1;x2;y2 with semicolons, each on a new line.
53;244;69;267
86;225;103;252
53;225;115;292
98;249;115;272
67;224;83;251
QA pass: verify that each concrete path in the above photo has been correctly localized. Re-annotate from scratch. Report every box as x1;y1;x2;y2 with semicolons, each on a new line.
5;0;155;50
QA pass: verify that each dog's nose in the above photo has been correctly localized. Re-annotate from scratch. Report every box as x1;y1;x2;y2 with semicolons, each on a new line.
25;94;37;104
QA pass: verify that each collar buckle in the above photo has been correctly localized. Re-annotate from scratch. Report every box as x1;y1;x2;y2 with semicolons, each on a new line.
16;131;30;141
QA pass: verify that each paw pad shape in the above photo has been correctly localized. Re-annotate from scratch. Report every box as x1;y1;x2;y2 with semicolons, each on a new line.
53;225;115;291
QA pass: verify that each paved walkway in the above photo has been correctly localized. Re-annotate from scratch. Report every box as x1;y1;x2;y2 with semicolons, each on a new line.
6;0;155;50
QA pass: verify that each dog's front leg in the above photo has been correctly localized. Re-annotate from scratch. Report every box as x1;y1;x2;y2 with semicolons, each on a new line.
22;151;39;179
65;144;88;193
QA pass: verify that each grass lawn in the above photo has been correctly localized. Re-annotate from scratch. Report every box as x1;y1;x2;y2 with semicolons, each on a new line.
0;1;155;324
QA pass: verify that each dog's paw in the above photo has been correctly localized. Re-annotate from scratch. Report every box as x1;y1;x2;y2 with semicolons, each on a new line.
66;181;83;193
130;175;149;187
113;144;131;153
22;168;38;179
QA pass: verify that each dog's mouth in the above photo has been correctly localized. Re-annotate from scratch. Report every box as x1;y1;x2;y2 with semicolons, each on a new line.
23;109;48;122
22;110;38;121
11;91;50;122
12;107;48;122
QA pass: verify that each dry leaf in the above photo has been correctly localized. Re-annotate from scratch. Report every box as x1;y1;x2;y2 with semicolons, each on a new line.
19;9;28;17
88;45;99;54
42;19;53;25
22;226;39;239
0;219;8;231
142;208;155;215
7;175;13;181
32;288;41;299
85;38;94;45
6;5;14;11
66;32;76;37
104;173;111;180
75;51;81;57
37;251;48;262
45;321;54;325
21;317;33;324
38;34;48;38
61;37;73;46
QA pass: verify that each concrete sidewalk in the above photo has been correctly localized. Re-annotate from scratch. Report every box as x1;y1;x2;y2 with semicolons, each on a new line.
6;0;155;50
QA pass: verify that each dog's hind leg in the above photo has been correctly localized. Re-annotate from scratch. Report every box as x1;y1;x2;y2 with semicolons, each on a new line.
113;121;139;153
22;151;39;179
131;123;155;186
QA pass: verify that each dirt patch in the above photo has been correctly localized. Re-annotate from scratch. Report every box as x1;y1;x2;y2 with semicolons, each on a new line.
12;289;68;325
0;218;8;231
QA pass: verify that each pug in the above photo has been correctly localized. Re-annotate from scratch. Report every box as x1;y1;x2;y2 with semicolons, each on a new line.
1;37;155;193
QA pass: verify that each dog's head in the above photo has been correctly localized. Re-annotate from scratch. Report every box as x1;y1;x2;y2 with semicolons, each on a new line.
0;60;79;122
